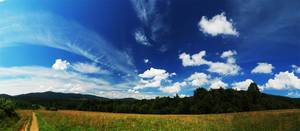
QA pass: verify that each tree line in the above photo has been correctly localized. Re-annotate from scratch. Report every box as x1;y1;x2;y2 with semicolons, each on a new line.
4;83;300;114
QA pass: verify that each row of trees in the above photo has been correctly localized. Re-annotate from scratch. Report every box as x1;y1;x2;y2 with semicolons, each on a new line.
4;83;300;114
28;83;299;114
71;83;298;114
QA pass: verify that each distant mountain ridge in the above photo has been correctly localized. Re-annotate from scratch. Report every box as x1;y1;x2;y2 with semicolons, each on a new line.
12;91;110;101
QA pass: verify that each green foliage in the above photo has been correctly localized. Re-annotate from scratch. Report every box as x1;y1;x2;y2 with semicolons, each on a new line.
0;98;17;118
0;98;20;130
247;83;260;93
6;82;300;114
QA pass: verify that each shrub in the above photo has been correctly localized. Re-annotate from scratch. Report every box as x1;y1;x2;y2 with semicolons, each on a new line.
0;98;18;118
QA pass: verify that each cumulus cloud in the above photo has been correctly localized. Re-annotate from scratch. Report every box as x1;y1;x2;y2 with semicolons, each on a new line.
134;30;151;46
221;50;237;64
160;82;186;94
251;63;274;74
0;11;136;76
186;72;210;87
179;51;208;67
232;79;254;91
134;67;175;90
207;62;240;76
265;71;300;90
209;78;228;89
198;12;239;36
292;65;300;73
179;50;241;75
52;59;70;70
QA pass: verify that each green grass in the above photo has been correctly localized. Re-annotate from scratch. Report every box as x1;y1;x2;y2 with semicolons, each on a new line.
35;109;300;131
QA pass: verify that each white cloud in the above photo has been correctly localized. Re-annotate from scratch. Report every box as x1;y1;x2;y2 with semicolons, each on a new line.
144;59;149;63
134;30;151;46
0;66;110;95
0;66;156;99
0;0;5;3
287;91;300;98
179;50;240;75
209;78;228;89
128;89;139;94
52;59;70;70
207;62;240;75
72;62;107;74
221;50;237;58
251;63;274;74
186;72;210;87
134;67;175;90
179;51;208;67
138;68;167;78
221;50;237;64
96;90;156;99
232;79;254;91
178;94;190;98
0;12;136;76
198;12;239;36
265;71;300;90
160;82;186;94
292;65;300;73
131;0;170;42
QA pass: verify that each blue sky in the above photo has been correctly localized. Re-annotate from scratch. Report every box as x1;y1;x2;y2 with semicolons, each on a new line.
0;0;299;99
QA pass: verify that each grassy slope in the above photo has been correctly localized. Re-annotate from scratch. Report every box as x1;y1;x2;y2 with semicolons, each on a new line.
36;109;300;131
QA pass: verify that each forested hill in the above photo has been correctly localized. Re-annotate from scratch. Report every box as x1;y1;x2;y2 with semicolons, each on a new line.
1;83;300;114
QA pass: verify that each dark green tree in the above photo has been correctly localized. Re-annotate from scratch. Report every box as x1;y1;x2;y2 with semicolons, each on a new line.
247;83;260;93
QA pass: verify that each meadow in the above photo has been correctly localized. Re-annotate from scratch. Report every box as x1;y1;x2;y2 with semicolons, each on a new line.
33;109;300;131
0;110;31;131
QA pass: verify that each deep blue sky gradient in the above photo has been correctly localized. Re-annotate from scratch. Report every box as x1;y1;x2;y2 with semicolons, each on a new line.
0;0;299;97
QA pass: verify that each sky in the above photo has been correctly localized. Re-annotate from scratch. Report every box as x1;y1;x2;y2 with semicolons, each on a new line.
0;0;299;99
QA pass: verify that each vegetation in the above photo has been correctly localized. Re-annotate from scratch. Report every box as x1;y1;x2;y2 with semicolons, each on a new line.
1;83;300;114
36;109;300;131
0;98;25;130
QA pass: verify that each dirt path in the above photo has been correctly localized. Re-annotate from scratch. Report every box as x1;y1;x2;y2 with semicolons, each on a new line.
29;112;39;131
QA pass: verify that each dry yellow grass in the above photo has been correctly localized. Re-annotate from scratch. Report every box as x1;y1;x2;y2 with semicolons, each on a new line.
35;109;300;131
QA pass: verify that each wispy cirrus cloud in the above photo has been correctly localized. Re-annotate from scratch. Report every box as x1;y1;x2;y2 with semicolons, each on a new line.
131;0;170;48
0;11;136;76
0;65;156;99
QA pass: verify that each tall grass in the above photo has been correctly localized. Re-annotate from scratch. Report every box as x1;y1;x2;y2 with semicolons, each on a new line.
0;110;31;131
36;109;300;131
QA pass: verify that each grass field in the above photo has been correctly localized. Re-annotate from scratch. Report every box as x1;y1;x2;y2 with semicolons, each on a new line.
0;110;31;131
32;109;300;131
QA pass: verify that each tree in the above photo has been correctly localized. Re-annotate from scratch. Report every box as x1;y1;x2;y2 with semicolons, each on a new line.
0;98;18;117
247;83;260;93
193;88;207;98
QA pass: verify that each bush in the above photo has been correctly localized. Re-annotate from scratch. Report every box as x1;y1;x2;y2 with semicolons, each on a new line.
0;98;18;118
